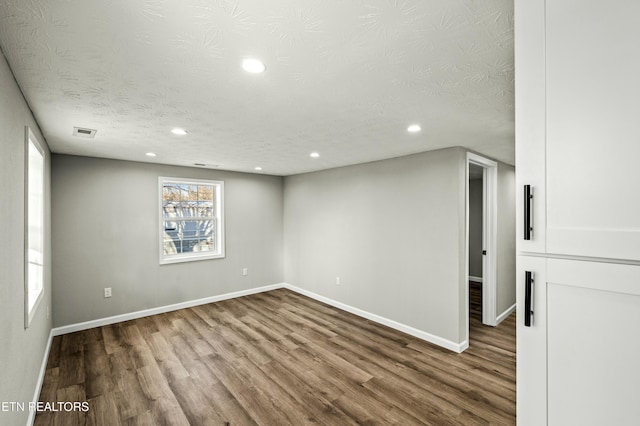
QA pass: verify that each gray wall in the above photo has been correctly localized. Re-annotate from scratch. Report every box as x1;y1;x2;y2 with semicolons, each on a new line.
52;155;284;327
284;147;468;345
0;53;52;425
496;163;516;315
468;178;483;278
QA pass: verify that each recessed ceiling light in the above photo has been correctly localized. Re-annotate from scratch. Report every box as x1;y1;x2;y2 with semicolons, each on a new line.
255;167;263;171
310;152;320;158
171;128;188;135
145;152;156;157
407;124;421;133
242;58;266;74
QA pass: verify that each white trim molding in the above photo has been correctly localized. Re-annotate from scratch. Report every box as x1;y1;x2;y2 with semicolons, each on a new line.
466;152;499;330
158;176;225;265
496;303;517;325
469;276;483;283
283;283;468;353
51;282;467;355
52;283;285;336
29;329;54;426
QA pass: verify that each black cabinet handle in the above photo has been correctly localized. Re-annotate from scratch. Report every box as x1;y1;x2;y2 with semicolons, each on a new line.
524;185;533;240
524;271;534;327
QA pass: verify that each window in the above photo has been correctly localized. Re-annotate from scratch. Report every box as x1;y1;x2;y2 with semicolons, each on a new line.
25;128;45;327
159;177;224;264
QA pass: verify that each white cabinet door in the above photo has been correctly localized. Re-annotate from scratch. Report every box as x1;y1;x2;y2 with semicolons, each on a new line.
515;0;546;255
516;255;547;426
545;0;640;261
518;258;640;425
546;259;640;425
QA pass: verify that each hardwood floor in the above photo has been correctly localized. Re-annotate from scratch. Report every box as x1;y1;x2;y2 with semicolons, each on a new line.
469;280;483;322
36;288;515;425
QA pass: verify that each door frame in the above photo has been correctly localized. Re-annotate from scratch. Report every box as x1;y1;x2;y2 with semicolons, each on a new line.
466;152;498;329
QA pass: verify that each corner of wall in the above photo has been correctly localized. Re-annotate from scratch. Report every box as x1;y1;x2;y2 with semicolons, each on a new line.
0;49;53;426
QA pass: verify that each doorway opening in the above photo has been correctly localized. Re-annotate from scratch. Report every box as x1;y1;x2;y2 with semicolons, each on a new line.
465;153;498;345
468;163;484;324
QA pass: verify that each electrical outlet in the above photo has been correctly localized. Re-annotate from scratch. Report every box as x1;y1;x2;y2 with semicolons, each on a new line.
336;276;341;285
104;287;112;298
242;268;248;276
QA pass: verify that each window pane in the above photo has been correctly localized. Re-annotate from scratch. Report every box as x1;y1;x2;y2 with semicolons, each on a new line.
163;184;180;202
28;262;43;312
198;185;213;201
26;136;44;323
181;220;200;247
28;142;44;257
197;200;213;217
160;178;223;263
163;222;179;254
193;237;215;252
162;219;215;255
163;231;178;255
183;184;198;201
162;201;178;218
162;184;180;218
178;201;198;218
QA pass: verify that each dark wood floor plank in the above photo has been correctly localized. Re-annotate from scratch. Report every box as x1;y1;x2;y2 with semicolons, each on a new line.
126;343;156;370
202;354;302;425
146;332;190;383
189;304;220;328
168;376;227;425
57;348;85;389
36;287;515;425
111;365;150;422
101;325;126;355
257;358;358;426
38;366;59;404
46;336;62;370
200;380;257;426
85;393;123;426
132;315;160;338
336;342;510;424
54;385;87;426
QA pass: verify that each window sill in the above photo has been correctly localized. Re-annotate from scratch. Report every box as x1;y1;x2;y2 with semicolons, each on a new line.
160;252;225;265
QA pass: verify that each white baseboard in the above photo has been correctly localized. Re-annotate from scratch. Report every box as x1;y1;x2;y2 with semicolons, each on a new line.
283;283;467;353
28;329;54;426
469;276;483;283
496;302;516;325
52;283;285;336
51;281;468;355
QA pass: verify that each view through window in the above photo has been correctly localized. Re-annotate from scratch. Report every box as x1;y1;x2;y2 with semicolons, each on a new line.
159;177;224;264
26;129;44;326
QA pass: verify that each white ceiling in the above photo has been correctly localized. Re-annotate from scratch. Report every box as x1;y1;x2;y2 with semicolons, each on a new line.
0;0;514;176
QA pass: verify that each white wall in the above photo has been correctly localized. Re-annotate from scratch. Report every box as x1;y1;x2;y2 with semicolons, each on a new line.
51;154;284;327
496;162;516;315
284;147;468;345
0;53;52;426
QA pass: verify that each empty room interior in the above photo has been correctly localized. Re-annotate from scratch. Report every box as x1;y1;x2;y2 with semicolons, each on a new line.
3;1;639;425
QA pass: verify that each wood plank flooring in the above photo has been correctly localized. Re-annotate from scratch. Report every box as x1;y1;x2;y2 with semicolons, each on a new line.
469;280;483;322
35;288;515;425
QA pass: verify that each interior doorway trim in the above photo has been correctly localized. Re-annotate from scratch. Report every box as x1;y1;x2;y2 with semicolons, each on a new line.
466;152;498;333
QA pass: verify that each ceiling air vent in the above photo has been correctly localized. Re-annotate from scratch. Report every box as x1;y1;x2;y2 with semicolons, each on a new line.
72;127;97;138
193;163;219;168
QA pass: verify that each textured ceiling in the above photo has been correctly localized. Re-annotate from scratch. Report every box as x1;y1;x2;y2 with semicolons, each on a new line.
0;0;514;176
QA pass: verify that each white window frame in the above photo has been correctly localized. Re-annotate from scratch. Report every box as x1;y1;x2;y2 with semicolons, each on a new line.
25;127;45;328
159;177;225;264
